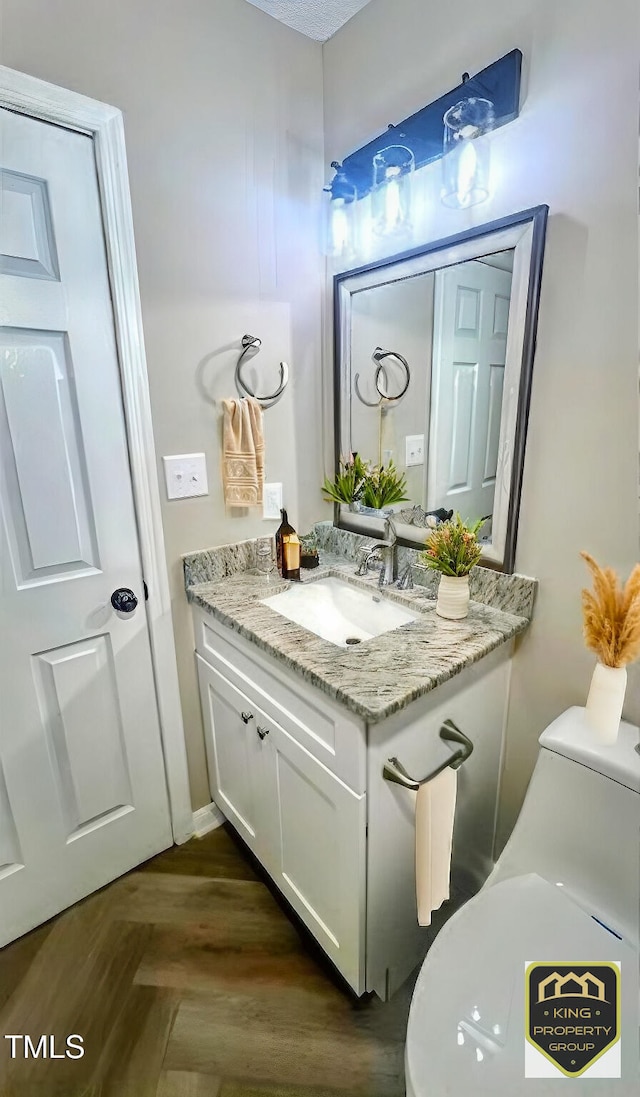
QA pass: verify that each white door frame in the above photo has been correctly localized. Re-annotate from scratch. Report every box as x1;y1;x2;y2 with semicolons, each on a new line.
0;65;193;844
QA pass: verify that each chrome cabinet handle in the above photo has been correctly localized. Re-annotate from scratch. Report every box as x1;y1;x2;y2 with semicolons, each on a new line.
241;712;254;724
256;725;270;740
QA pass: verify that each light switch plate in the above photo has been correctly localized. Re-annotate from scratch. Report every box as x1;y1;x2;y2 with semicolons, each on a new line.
405;434;425;467
263;482;283;520
163;453;209;500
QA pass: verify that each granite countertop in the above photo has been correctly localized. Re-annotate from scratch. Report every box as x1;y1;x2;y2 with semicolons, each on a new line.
186;554;530;724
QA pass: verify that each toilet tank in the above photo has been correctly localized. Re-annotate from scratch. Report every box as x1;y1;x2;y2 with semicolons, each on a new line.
488;707;640;945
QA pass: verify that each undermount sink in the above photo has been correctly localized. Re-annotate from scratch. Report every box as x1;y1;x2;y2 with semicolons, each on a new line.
260;576;419;647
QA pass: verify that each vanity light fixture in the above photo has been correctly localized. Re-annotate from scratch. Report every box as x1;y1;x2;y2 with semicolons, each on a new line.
372;145;415;236
324;161;357;261
323;49;521;261
441;91;495;209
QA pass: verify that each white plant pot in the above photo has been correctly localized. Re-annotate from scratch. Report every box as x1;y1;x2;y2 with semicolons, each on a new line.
584;662;627;745
436;574;470;620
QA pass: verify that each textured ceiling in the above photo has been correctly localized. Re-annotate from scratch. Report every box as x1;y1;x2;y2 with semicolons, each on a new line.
244;0;373;42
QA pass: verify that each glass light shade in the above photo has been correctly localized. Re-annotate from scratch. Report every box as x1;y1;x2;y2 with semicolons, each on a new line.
324;163;357;262
441;97;494;209
372;145;415;237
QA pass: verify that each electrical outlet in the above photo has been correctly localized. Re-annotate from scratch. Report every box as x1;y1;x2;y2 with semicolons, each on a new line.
382;449;394;465
263;482;283;520
405;434;425;467
163;453;208;500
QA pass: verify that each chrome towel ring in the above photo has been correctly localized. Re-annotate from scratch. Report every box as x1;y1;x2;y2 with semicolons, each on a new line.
235;334;289;409
354;346;411;408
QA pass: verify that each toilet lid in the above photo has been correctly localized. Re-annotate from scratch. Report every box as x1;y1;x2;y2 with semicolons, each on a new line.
405;874;638;1096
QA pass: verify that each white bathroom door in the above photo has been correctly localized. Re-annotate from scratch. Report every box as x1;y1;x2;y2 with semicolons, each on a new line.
427;261;512;520
0;107;172;947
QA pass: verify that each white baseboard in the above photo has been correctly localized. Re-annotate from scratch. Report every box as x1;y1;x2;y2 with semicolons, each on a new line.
192;801;225;838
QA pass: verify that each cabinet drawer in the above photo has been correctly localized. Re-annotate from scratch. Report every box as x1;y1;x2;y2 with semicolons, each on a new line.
193;607;366;793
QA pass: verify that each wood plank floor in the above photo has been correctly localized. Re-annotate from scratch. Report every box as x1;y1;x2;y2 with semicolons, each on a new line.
0;825;418;1096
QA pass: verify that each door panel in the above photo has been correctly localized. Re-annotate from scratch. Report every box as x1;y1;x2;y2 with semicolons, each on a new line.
0;106;171;947
0;167;59;279
0;762;22;876
33;636;133;838
0;329;99;581
455;285;480;335
483;364;505;485
449;361;477;491
492;294;510;337
277;752;342;940
428;260;512;519
266;721;366;993
196;655;264;854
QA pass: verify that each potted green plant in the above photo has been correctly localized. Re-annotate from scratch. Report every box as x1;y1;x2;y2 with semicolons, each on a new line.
420;514;483;619
321;453;368;506
360;460;409;511
300;531;320;569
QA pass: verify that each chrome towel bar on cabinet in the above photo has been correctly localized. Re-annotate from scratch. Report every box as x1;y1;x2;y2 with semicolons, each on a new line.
382;719;474;791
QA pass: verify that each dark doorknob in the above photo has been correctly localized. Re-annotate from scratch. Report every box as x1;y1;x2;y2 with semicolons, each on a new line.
111;587;138;613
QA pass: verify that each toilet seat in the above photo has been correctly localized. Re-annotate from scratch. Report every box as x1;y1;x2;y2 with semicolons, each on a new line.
405;874;638;1096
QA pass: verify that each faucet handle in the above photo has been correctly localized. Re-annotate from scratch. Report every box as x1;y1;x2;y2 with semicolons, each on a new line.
396;563;414;590
355;542;378;575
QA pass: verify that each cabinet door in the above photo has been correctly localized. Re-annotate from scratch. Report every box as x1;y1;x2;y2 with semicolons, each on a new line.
264;720;367;994
196;654;266;858
366;643;512;999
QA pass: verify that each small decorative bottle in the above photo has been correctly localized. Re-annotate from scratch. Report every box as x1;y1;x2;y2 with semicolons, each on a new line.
275;509;295;578
283;533;301;582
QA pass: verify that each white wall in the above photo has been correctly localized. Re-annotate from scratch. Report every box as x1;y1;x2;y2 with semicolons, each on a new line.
324;0;640;841
0;0;325;809
349;275;433;501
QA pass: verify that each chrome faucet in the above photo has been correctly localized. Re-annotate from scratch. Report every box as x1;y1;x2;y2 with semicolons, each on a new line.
378;517;398;586
354;518;399;587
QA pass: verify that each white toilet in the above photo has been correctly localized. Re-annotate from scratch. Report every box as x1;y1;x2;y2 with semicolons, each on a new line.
405;707;640;1095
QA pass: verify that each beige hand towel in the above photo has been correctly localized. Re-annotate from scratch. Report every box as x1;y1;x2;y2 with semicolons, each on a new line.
222;396;265;507
415;765;457;926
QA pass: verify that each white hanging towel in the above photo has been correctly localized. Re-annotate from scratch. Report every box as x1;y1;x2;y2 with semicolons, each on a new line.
415;765;458;926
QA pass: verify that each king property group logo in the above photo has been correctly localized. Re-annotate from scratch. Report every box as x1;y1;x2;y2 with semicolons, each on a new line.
525;962;620;1078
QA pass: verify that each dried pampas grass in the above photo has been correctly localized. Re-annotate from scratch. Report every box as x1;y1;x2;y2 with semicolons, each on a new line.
581;552;640;668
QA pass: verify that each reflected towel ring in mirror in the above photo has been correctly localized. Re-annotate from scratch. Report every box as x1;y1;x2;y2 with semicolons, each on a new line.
354;347;411;407
235;334;289;409
373;348;411;400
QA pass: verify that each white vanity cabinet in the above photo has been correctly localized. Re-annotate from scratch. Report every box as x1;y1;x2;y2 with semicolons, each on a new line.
195;612;367;993
193;604;512;999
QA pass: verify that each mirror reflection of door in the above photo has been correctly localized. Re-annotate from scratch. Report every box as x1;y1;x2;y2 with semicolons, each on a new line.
348;250;513;537
428;255;513;533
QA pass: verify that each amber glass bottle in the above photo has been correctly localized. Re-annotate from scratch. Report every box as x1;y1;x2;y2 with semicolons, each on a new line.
275;509;295;577
283;534;301;582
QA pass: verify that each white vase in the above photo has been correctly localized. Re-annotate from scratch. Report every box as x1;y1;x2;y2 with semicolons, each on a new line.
436;574;470;620
584;662;627;745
